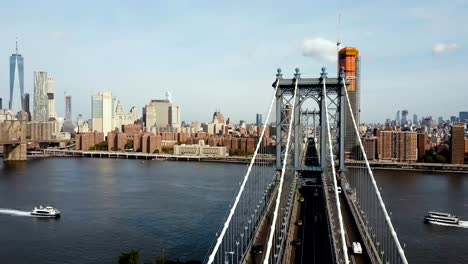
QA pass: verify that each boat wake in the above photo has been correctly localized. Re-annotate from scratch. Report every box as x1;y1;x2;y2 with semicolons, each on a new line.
0;208;32;217
429;220;468;228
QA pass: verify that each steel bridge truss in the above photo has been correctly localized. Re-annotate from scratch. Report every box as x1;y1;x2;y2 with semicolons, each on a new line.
274;67;346;172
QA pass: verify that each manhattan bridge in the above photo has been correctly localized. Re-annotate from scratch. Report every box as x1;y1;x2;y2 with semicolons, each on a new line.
203;67;408;264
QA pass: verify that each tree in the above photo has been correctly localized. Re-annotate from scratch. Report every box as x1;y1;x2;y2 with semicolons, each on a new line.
435;154;447;163
125;139;134;150
423;153;434;163
119;250;140;264
161;146;173;154
89;141;108;151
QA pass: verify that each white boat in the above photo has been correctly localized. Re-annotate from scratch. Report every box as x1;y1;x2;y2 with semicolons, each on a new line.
30;206;61;218
424;211;459;225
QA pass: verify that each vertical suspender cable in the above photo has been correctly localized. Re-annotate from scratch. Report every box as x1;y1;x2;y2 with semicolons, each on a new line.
207;79;280;264
342;81;408;264
263;76;298;264
323;79;349;264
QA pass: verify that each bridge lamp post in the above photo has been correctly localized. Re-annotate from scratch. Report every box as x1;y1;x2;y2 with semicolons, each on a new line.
225;251;234;264
248;219;252;237
235;241;239;264
240;233;244;253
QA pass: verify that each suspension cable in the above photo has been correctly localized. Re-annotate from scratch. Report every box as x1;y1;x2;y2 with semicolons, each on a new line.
342;80;408;264
206;78;280;264
322;78;349;264
263;76;298;264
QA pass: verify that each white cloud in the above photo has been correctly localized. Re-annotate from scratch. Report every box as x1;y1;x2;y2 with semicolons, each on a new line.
302;38;337;63
432;42;458;55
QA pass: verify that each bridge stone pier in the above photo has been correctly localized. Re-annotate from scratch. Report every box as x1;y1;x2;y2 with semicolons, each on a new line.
0;120;27;161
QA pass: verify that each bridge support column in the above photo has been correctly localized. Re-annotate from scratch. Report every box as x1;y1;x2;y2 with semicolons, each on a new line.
3;144;27;161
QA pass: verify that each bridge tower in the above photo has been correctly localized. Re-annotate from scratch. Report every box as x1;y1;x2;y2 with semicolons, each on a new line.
274;67;346;172
0;120;27;161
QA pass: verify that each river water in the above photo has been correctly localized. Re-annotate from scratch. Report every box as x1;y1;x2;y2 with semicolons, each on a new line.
0;158;467;263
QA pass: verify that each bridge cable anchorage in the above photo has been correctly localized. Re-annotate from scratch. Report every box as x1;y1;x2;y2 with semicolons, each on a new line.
342;80;409;264
323;77;349;264
263;72;299;264
206;77;281;264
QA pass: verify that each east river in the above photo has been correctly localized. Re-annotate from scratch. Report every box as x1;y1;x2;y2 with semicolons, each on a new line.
0;158;467;263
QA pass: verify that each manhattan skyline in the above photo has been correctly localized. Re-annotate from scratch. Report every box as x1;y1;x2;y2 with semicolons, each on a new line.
0;0;467;123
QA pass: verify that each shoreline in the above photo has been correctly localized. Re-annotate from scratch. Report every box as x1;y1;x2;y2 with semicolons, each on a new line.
5;151;468;174
26;152;269;165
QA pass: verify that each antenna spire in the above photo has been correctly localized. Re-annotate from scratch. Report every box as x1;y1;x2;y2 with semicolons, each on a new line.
337;14;341;51
16;37;18;54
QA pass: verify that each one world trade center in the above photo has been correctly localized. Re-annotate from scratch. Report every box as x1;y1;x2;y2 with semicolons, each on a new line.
9;38;25;111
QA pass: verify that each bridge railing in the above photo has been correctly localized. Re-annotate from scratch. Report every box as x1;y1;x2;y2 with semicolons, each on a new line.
342;76;408;264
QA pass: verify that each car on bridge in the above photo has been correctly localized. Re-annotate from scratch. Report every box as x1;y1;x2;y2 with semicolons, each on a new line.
251;245;264;255
352;242;362;254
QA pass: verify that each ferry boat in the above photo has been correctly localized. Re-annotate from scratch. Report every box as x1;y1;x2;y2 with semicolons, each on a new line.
30;206;61;218
424;211;459;225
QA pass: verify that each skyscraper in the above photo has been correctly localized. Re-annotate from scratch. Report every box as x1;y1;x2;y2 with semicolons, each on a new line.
460;111;468;123
24;93;31;120
169;105;181;131
65;95;72;121
9;39;25;111
92;92;114;135
63;95;74;133
438;116;444;125
396;110;401;123
339;47;360;153
256;113;263;126
401;110;408;124
413;114;418;125
33;71;49;121
47;77;56;119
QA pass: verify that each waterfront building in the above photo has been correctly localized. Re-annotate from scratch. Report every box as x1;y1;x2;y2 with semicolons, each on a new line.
91;92;114;135
363;136;377;160
76;132;105;151
339;47;360;155
397;131;418;162
450;124;465;164
47;77;56;119
174;140;228;157
9;39;25;111
465;139;468;159
377;130;418;162
417;133;432;160
33;71;49;121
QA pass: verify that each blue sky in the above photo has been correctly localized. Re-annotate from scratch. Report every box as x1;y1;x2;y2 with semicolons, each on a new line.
0;0;467;123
